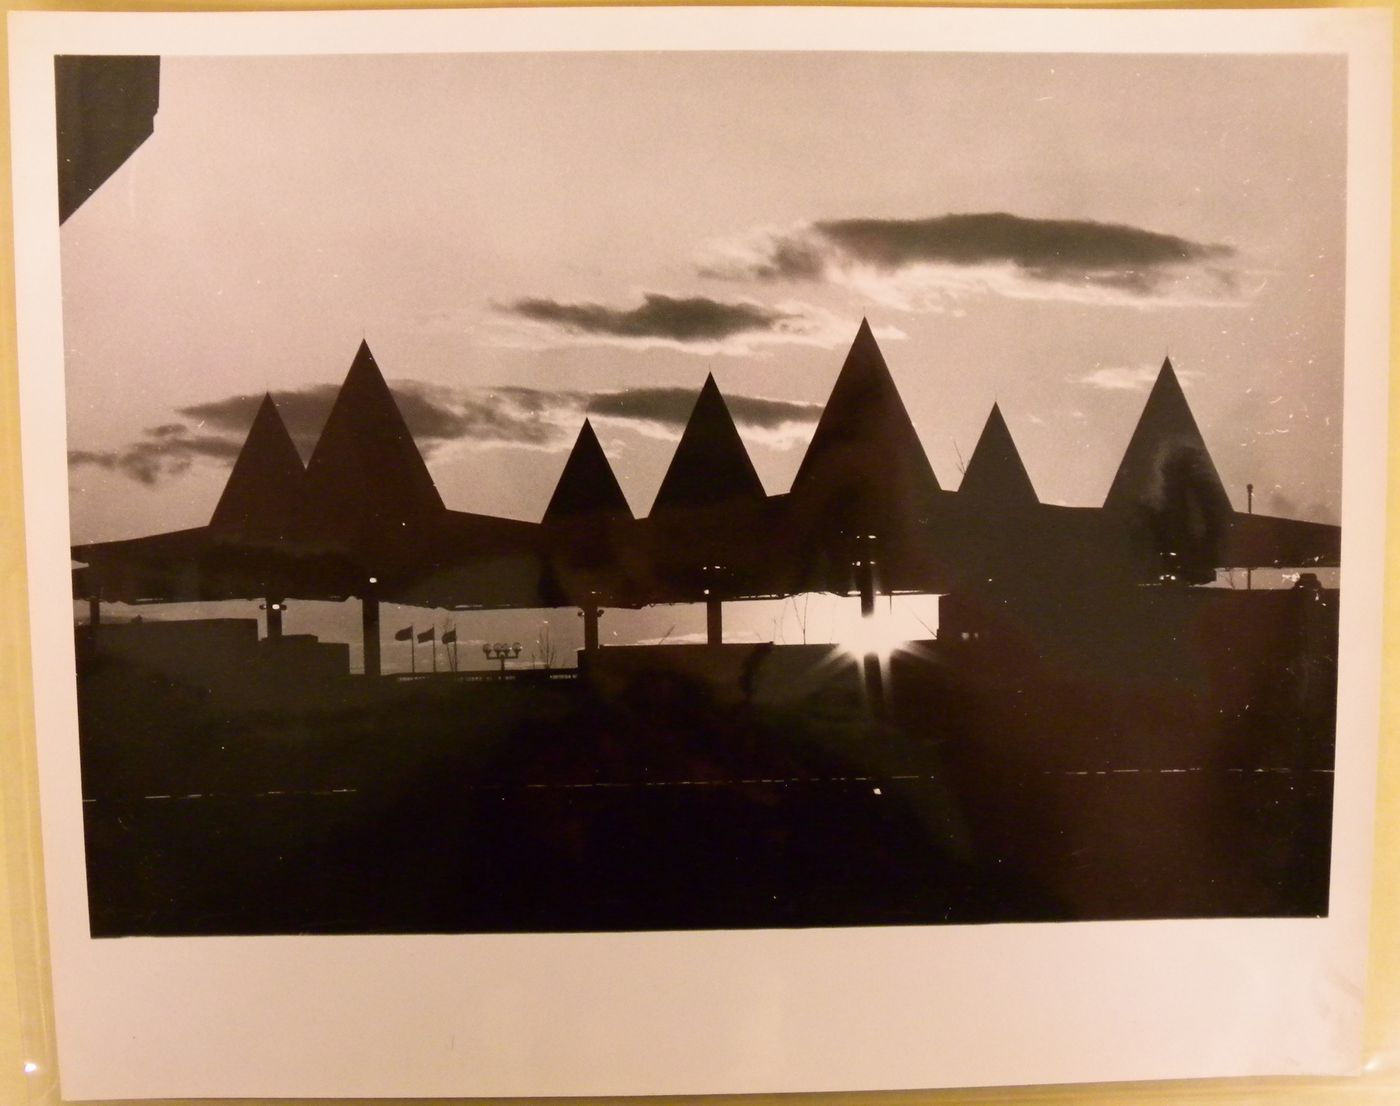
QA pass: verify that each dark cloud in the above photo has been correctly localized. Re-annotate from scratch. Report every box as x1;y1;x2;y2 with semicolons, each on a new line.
725;392;823;430
178;385;341;456
727;237;827;282
587;386;821;431
423;385;575;449
814;213;1231;275
585;387;710;428
506;293;790;342
175;381;563;455
68;432;241;487
68;377;821;487
703;212;1240;303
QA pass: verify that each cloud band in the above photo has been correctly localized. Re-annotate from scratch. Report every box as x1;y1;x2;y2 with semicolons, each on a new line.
700;211;1245;309
70;379;824;486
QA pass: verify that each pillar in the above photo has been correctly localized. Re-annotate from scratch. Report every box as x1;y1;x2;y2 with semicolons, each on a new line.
858;561;876;617
265;598;283;640
857;554;882;715
706;597;723;646
87;595;101;627
362;594;381;677
582;606;600;653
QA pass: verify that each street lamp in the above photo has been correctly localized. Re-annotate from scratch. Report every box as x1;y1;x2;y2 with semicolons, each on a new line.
482;641;522;673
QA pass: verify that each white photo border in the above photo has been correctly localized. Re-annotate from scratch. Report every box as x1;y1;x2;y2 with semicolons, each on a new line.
9;7;1393;1099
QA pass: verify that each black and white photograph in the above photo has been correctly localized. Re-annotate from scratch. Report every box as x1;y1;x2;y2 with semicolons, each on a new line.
10;7;1391;1099
59;44;1350;936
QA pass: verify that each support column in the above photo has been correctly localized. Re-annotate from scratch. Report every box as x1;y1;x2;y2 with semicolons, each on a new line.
265;598;284;640
857;551;883;716
582;606;601;653
706;597;723;646
87;595;101;627
858;565;876;617
362;594;381;677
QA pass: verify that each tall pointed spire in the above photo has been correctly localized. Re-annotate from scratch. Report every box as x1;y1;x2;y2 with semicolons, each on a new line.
650;374;766;514
789;319;940;531
544;419;632;522
209;393;306;539
1104;358;1231;517
302;341;444;538
958;403;1038;510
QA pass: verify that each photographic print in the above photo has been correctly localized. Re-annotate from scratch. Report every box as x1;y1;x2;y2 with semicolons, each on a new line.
59;45;1347;936
11;7;1390;1099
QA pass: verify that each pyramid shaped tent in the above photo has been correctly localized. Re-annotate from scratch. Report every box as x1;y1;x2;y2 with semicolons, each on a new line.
1104;358;1234;582
650;374;766;514
1104;358;1232;519
544;420;632;522
209;393;307;540
302;341;445;549
958;403;1038;511
789;319;940;533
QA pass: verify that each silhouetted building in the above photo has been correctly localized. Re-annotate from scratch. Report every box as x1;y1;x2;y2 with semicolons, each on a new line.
209;393;307;544
645;374;779;639
540;420;635;638
71;324;1343;673
1104;358;1235;583
958;403;1038;512
303;339;446;561
259;632;352;684
789;318;943;538
78;617;350;695
543;420;631;522
650;374;767;514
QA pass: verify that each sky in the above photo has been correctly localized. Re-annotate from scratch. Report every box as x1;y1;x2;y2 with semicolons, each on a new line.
59;51;1348;667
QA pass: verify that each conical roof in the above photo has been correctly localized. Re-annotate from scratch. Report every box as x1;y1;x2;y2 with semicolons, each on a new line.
789;319;940;530
958;403;1038;510
1104;358;1232;518
303;341;445;537
544;419;632;521
209;393;306;539
649;374;766;514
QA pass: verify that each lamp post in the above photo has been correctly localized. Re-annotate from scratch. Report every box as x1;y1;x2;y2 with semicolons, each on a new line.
482;641;522;674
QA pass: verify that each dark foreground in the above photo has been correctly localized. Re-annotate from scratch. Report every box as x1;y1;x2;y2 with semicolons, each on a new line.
77;593;1337;936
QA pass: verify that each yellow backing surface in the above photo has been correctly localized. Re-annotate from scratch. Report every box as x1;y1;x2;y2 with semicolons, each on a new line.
0;3;1394;1103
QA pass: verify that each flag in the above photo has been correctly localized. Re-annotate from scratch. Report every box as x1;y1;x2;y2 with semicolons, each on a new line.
417;627;435;643
441;628;457;645
394;626;414;641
